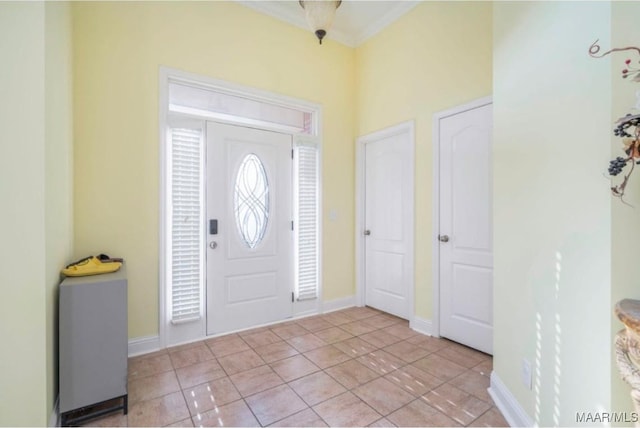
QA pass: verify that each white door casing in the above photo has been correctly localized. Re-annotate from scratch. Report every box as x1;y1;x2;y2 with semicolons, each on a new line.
437;101;493;354
206;121;293;335
356;122;414;321
160;67;323;348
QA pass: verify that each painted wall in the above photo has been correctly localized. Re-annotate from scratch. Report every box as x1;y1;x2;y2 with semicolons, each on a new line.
72;1;356;338
45;1;74;420
355;1;493;320
610;1;640;418
0;1;73;424
0;4;47;424
493;2;612;424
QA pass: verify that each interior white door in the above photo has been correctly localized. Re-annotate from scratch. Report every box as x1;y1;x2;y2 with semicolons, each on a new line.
206;122;293;335
364;126;413;320
439;102;493;354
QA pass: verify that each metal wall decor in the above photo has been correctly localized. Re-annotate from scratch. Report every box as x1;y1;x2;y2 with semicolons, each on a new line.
590;40;640;201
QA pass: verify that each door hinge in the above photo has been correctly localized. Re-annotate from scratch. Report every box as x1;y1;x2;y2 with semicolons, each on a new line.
291;220;294;231
291;149;294;159
291;292;295;302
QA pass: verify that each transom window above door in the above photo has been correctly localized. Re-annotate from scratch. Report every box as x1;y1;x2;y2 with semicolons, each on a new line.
169;81;315;135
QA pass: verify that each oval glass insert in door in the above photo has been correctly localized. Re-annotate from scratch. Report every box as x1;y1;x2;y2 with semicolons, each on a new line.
233;153;270;249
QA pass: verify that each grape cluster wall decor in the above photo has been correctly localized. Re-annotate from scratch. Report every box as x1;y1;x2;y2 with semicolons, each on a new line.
590;40;640;201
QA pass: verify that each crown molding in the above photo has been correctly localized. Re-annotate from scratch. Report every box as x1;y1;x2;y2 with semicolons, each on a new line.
235;0;420;48
236;0;358;47
354;1;420;46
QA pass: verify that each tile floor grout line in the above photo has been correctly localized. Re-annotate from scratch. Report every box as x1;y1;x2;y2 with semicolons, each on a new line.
465;405;493;428
212;354;232;380
265;382;313;426
266;406;319;428
286;367;347;411
444;368;494;406
170;386;192;428
240;396;266;427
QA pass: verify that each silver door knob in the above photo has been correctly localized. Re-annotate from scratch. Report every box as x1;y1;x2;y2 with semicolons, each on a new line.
364;230;371;236
438;235;449;242
209;241;218;249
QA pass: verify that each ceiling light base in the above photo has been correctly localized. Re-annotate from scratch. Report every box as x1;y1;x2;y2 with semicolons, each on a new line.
315;29;326;44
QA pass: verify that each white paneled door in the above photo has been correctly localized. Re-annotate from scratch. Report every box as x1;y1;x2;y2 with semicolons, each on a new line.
438;102;493;354
363;124;413;320
206;122;293;335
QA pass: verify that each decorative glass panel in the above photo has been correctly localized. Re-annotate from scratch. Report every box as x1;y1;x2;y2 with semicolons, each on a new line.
234;154;270;249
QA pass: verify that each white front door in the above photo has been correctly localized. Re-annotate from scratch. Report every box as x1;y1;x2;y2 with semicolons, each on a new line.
363;124;414;320
438;102;493;354
206;121;293;335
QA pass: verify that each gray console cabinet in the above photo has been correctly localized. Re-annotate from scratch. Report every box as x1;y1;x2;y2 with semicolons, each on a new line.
59;266;128;424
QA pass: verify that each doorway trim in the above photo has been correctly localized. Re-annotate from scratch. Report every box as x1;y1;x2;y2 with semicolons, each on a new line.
355;120;415;322
431;95;492;338
158;66;323;348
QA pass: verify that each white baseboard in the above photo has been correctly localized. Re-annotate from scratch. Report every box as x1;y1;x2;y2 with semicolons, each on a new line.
128;335;161;357
293;309;318;319
410;317;433;336
132;298;353;358
488;371;534;427
322;295;356;313
49;395;59;427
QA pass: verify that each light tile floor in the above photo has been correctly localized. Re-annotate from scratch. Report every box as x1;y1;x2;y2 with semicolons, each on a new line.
82;307;508;427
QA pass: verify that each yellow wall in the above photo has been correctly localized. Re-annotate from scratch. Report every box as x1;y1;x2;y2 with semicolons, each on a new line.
355;1;493;319
73;0;494;339
72;1;356;338
0;2;74;425
611;1;640;418
493;2;612;424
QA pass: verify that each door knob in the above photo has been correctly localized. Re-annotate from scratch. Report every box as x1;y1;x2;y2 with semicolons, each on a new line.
364;230;371;236
438;235;449;242
209;241;218;249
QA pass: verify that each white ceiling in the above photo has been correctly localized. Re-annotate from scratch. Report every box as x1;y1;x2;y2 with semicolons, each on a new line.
236;1;420;47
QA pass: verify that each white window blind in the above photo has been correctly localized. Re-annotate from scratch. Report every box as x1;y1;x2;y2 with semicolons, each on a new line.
295;143;319;301
170;127;204;323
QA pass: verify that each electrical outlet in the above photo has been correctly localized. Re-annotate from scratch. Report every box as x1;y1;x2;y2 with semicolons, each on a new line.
521;358;532;390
